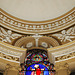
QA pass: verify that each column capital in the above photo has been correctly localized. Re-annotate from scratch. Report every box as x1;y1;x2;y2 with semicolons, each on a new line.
5;64;20;71
55;63;71;75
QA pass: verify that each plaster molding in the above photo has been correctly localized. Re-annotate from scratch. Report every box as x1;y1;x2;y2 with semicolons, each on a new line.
0;8;75;34
0;41;27;64
0;25;75;47
52;26;75;42
0;27;22;43
55;63;71;75
14;36;59;48
55;52;75;62
0;47;22;56
47;41;75;63
52;47;75;56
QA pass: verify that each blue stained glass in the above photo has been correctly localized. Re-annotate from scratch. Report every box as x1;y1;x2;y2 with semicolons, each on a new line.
19;49;55;75
43;54;47;57
27;53;32;57
26;64;49;75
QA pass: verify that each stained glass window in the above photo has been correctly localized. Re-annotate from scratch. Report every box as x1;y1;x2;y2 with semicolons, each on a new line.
19;49;55;75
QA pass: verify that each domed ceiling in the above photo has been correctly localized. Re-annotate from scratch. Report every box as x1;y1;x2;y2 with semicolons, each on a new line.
0;0;75;73
0;0;75;21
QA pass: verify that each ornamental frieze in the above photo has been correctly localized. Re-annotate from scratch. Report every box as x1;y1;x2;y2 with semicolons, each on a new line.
0;52;19;62
0;46;22;56
55;52;75;61
0;26;75;48
0;8;75;34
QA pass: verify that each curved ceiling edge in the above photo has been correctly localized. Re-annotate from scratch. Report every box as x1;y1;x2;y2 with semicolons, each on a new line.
47;40;75;63
0;7;75;34
0;41;27;64
0;7;74;23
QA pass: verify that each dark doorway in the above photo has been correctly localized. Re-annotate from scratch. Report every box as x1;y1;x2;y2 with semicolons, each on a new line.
70;72;75;75
0;73;3;75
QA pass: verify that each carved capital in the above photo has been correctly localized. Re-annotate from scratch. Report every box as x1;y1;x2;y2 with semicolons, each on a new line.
55;63;71;75
5;64;20;71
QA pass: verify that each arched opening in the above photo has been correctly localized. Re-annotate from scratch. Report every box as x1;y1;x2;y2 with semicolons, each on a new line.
19;49;55;75
70;72;75;75
0;73;3;75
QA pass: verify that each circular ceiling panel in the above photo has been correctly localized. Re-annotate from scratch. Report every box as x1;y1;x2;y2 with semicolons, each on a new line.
0;0;75;21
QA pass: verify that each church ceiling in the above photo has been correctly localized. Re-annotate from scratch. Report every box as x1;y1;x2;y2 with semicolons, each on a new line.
0;1;75;73
0;25;75;49
0;8;75;34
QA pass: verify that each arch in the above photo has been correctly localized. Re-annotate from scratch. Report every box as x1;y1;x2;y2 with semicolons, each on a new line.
14;36;60;48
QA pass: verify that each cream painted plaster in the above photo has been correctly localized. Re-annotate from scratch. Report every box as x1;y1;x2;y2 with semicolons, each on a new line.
0;0;75;21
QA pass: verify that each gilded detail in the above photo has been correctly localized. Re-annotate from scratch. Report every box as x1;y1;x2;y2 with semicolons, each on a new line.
0;52;19;62
55;52;75;61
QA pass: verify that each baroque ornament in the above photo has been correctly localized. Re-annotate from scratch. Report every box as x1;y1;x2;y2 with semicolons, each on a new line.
26;42;33;48
0;46;22;56
0;8;74;34
55;52;75;62
52;26;75;42
41;42;48;48
0;27;22;43
0;52;19;62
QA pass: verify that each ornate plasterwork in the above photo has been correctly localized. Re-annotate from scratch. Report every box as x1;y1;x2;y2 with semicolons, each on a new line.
52;49;75;56
0;47;22;56
52;26;75;42
55;63;71;75
14;36;59;49
52;46;75;62
47;41;75;64
0;26;75;48
0;46;22;62
55;51;75;62
0;52;19;62
0;27;22;43
26;42;33;48
0;8;75;34
0;40;26;63
41;42;48;48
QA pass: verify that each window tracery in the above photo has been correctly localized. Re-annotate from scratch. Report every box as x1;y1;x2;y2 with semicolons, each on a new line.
19;49;55;75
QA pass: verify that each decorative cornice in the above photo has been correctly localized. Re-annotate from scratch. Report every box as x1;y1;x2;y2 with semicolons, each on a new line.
55;51;75;62
52;48;75;56
0;26;75;47
0;41;26;64
52;26;75;42
47;41;75;63
0;7;75;34
0;47;22;56
0;52;20;62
